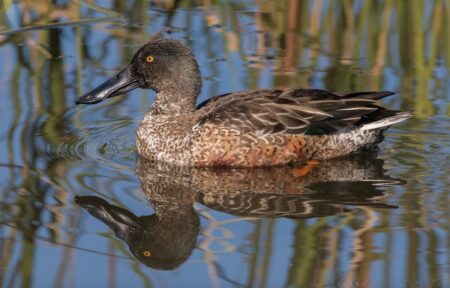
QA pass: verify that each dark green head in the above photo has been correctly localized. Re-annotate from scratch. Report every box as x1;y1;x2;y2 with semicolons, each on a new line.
76;39;202;111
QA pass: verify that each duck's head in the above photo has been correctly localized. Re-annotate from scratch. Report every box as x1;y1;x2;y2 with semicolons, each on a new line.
76;39;201;110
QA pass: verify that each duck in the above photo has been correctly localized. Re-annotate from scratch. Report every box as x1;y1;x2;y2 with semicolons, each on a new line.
76;38;412;167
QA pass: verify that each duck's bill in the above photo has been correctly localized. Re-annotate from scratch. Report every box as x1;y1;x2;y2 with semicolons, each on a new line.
76;67;140;104
74;196;141;234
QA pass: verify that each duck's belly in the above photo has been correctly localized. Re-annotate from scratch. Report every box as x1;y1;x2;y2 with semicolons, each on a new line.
189;125;307;166
189;126;383;167
137;117;382;167
136;120;304;166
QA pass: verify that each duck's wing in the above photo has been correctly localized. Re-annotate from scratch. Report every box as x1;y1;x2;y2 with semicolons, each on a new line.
197;88;399;136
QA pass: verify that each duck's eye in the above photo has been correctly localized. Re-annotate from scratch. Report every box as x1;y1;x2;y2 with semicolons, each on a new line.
146;55;154;63
142;250;151;257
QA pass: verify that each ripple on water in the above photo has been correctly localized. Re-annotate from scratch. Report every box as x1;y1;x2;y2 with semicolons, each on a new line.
47;118;138;173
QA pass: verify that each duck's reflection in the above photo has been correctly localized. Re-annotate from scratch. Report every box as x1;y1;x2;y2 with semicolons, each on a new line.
75;195;199;270
75;152;401;270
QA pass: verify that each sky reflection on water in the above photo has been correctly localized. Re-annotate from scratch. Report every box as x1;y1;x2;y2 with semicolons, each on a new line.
0;1;448;287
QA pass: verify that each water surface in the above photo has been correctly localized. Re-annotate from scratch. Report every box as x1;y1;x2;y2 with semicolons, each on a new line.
0;1;448;287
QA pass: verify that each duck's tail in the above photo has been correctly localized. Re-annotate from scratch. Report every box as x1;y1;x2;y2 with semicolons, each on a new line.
360;111;413;131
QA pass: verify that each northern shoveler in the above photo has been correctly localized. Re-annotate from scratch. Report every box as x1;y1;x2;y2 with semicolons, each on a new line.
76;38;412;167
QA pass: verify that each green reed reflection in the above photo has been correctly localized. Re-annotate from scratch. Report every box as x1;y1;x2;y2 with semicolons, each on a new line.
0;0;448;287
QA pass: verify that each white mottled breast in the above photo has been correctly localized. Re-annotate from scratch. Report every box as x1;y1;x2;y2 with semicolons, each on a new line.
136;113;194;164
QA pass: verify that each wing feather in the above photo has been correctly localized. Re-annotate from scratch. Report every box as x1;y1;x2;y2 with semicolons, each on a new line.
197;89;398;136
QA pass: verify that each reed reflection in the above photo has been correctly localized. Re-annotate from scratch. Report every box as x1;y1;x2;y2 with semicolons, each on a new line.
76;152;400;270
0;0;447;286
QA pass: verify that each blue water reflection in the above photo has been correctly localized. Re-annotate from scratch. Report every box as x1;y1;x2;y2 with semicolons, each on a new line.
0;1;448;287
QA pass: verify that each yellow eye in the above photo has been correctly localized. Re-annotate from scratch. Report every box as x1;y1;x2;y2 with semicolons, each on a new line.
143;250;151;257
146;55;154;63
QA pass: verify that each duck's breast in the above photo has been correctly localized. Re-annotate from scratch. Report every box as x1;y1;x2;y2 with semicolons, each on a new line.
137;114;193;164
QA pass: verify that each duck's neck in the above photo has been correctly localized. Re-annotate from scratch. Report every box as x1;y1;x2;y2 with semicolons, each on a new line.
149;72;202;115
150;90;197;115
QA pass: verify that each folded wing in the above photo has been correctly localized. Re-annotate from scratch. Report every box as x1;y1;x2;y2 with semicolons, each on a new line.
197;89;399;136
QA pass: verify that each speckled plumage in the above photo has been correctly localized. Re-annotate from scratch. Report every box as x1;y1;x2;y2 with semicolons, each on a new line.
136;87;411;167
77;39;412;167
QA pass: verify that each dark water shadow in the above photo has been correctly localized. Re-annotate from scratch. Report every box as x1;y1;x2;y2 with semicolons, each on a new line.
75;151;402;270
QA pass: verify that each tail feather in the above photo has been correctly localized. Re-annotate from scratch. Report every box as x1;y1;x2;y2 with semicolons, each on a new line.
360;111;412;131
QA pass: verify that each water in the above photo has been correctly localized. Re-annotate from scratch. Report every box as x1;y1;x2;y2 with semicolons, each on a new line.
0;1;448;287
